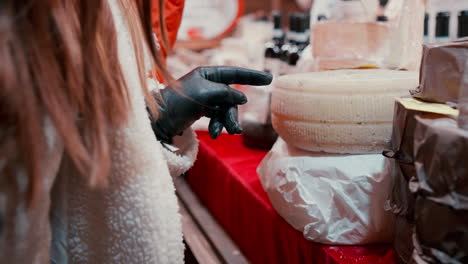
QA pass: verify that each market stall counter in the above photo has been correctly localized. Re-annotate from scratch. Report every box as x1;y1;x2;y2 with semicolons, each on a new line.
186;131;396;264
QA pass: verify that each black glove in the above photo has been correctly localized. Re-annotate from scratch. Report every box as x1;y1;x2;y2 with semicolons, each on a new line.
150;66;273;143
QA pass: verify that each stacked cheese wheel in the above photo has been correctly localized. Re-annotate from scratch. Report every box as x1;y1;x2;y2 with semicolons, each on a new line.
271;69;419;154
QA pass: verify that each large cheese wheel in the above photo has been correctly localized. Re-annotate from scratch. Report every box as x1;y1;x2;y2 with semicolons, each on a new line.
271;69;419;154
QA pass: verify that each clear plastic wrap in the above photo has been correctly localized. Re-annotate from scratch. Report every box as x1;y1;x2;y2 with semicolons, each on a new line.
257;138;394;245
311;0;426;71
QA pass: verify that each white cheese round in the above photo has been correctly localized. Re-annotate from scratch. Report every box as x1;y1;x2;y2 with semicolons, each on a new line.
271;69;419;154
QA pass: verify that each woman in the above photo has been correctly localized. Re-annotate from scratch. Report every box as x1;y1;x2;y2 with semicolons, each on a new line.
0;0;271;263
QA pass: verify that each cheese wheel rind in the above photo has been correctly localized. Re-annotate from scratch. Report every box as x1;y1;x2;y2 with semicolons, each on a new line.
272;90;406;122
271;69;419;154
272;114;391;153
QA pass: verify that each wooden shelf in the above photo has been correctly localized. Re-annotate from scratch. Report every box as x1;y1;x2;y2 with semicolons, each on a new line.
175;176;249;264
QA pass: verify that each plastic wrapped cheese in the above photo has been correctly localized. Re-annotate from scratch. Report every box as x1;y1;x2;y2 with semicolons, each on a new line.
311;0;426;71
271;69;419;154
312;21;391;70
257;138;394;245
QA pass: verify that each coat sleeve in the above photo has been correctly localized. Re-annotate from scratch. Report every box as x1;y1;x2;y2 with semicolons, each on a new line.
160;128;199;178
145;65;199;179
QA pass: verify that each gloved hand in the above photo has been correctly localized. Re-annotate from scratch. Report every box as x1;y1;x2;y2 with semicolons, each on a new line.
150;66;273;144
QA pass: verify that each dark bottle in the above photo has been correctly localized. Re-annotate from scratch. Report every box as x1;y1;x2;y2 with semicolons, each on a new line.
458;11;468;38
376;15;388;22
271;12;285;45
280;14;297;54
287;15;309;67
435;12;450;42
304;13;311;44
280;13;299;74
376;0;388;22
241;118;278;150
317;14;327;21
379;0;388;6
264;12;285;75
424;13;429;42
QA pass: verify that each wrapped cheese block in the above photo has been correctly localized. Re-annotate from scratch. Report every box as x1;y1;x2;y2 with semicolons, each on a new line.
458;52;468;132
393;215;414;264
383;98;458;264
412;116;468;264
388;161;415;264
384;98;458;217
257;138;393;245
412;39;468;104
271;69;419;154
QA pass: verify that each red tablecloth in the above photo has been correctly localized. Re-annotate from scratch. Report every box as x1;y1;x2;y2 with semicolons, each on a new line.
186;132;396;264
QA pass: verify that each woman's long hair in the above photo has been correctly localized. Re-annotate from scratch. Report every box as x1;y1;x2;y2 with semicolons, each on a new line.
0;0;170;203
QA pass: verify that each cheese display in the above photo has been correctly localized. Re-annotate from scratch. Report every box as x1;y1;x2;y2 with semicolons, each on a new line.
412;116;468;263
412;39;468;104
271;69;419;154
257;138;393;245
168;5;467;259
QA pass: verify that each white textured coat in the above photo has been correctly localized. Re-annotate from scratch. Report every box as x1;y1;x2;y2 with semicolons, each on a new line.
49;0;199;263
